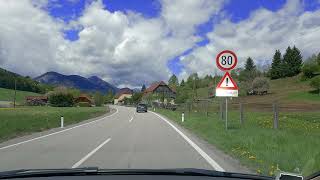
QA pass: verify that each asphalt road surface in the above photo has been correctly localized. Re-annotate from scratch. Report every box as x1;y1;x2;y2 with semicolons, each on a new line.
0;106;247;173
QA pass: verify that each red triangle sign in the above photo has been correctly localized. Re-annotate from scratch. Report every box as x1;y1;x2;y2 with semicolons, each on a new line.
216;72;238;90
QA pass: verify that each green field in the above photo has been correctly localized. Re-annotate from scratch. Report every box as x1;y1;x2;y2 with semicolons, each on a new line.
0;107;109;142
0;88;41;104
155;109;320;176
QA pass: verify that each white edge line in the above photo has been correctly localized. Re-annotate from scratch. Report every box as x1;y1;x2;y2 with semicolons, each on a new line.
72;138;111;168
0;108;118;151
150;111;225;172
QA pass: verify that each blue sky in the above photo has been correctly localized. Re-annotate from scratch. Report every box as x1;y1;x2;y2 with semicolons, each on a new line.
47;0;319;75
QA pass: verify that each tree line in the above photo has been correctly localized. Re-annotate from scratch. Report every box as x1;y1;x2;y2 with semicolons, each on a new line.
0;67;51;93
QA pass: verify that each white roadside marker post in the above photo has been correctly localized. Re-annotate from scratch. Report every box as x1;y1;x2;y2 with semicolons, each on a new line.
182;112;185;122
61;116;64;128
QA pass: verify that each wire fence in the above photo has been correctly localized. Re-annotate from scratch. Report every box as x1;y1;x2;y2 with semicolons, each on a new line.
158;98;320;130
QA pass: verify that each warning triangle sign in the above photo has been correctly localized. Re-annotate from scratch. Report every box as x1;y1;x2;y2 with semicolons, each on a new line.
216;72;238;90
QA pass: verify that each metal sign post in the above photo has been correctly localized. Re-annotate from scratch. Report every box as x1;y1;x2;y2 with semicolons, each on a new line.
215;50;239;130
225;98;228;130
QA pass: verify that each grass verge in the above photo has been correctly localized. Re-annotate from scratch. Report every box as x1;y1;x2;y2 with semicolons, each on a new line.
155;109;320;176
0;106;109;142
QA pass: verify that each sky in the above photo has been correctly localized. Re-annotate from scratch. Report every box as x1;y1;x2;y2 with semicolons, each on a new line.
0;0;320;88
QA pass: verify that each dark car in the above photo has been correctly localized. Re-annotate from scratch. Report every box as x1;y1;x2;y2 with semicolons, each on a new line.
136;103;148;113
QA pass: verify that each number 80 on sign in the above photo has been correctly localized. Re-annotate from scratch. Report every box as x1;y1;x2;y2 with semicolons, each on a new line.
216;50;238;71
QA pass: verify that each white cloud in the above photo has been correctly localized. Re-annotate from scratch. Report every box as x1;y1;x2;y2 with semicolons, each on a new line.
180;0;320;80
0;0;225;87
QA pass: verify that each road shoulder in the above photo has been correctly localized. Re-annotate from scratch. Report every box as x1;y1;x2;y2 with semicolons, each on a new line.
152;110;253;174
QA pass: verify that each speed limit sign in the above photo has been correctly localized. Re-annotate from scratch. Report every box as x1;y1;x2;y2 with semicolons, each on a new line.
216;50;238;71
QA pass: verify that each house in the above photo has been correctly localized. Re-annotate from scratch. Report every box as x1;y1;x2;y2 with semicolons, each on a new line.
114;88;133;105
26;96;48;106
143;81;176;105
74;94;94;106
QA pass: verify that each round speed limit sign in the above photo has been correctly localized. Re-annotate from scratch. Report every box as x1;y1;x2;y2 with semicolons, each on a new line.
216;50;238;71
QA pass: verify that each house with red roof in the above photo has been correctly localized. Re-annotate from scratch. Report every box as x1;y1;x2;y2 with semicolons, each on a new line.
143;81;176;105
114;88;133;105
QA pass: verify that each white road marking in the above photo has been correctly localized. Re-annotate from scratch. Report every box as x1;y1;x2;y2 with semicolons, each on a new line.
129;111;135;123
0;108;118;151
72;138;111;168
150;111;225;172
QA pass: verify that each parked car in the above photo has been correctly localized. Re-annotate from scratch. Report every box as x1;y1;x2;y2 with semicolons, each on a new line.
136;103;148;113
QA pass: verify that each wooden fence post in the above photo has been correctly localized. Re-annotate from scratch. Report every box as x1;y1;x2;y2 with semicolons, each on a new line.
220;100;224;120
206;100;209;117
240;102;244;125
273;102;279;129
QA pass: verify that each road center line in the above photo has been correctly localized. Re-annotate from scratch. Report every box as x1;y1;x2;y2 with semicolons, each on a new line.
129;111;135;123
72;138;111;168
150;111;225;172
0;108;118;151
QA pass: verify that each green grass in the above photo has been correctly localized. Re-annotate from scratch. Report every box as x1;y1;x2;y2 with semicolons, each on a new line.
155;109;320;176
0;106;108;142
287;91;320;102
0;88;41;104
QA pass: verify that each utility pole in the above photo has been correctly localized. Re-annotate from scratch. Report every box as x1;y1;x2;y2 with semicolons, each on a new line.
14;79;17;108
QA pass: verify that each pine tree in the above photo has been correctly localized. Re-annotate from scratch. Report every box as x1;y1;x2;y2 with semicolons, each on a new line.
290;46;303;76
180;79;185;86
141;84;146;92
270;50;282;79
245;57;256;71
168;74;179;88
282;46;293;77
317;52;320;65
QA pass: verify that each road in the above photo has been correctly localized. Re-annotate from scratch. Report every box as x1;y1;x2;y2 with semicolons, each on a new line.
0;106;246;173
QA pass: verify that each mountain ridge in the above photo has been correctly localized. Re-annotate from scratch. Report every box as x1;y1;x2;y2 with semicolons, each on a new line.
34;72;118;94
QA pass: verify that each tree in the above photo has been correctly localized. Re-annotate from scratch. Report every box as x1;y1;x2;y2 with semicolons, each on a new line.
104;90;114;103
48;91;74;107
94;91;104;106
186;73;199;88
239;58;257;83
269;50;282;79
141;84;146;92
252;77;270;93
180;79;185;87
310;76;320;95
302;54;320;79
282;46;302;77
245;57;256;72
290;46;303;76
131;92;143;104
317;53;320;65
168;74;179;89
282;46;293;77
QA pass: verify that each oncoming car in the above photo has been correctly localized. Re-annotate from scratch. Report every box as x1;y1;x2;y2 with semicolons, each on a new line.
136;103;148;113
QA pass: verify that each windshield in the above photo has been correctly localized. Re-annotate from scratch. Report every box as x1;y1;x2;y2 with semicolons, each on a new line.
0;0;319;178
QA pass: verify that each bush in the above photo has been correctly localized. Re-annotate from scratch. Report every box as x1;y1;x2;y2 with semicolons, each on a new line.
48;92;74;107
77;102;91;107
252;77;270;92
310;76;320;95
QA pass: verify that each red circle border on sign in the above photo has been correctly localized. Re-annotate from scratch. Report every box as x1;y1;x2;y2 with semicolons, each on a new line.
216;50;238;71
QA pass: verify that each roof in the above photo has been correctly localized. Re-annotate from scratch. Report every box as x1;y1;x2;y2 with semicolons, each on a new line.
75;94;93;103
144;81;166;93
115;88;133;99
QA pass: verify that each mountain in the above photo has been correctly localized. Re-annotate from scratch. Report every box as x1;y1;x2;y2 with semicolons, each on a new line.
0;67;46;93
34;72;118;94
